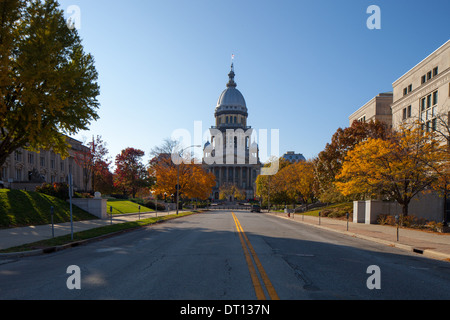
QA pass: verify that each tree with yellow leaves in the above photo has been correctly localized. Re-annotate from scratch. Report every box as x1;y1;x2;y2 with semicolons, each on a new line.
336;124;445;216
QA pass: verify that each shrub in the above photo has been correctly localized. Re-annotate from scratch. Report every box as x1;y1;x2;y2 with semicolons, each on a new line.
36;182;69;200
426;221;444;232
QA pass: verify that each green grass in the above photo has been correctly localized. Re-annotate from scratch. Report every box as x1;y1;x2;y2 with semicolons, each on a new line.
0;189;97;228
0;211;198;253
106;200;154;215
296;202;353;218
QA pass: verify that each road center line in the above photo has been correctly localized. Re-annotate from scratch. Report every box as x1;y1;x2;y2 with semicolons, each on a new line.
232;212;279;300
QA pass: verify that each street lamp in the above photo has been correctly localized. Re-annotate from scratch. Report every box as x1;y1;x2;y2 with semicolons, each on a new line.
175;145;201;215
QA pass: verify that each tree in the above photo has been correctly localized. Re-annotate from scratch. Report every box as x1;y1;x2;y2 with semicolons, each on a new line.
315;120;391;202
0;0;100;168
286;160;317;205
114;148;151;198
93;159;115;194
150;153;215;202
335;124;444;216
74;135;110;192
219;183;245;201
255;157;294;206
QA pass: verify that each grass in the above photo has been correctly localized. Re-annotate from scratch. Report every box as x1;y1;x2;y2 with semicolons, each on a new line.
0;189;97;228
0;211;198;253
295;202;353;218
106;199;154;215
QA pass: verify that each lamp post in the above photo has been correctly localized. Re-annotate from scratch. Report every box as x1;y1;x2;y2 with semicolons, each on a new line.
175;145;201;215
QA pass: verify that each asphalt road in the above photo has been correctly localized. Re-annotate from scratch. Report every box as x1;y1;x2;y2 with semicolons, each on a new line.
1;210;450;300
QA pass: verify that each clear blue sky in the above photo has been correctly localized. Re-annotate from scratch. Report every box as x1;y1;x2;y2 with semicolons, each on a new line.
58;0;450;165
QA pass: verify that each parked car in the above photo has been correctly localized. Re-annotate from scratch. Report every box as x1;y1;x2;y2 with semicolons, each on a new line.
250;205;261;213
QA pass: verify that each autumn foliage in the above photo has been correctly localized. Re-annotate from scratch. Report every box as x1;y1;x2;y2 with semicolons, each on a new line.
335;123;449;216
150;154;216;201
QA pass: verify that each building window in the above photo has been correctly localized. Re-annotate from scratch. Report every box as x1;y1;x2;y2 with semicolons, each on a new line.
421;90;438;132
60;162;64;171
408;84;412;92
433;67;438;77
402;106;411;120
427;71;432;80
433;90;438;105
14;151;22;162
40;156;45;167
28;153;34;165
15;168;22;181
51;159;55;169
422;75;426;84
403;88;407;96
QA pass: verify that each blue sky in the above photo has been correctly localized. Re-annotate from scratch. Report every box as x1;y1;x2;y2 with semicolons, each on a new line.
58;0;450;165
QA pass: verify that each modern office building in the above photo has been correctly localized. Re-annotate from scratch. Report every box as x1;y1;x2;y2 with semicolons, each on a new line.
0;136;92;192
204;64;261;201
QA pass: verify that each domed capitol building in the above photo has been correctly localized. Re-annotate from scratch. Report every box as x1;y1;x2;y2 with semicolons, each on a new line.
204;63;261;201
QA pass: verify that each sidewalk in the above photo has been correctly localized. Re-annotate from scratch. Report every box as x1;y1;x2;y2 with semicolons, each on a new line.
0;209;178;255
266;212;450;262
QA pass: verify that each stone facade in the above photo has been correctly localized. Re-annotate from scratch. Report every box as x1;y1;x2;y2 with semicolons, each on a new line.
349;92;393;126
0;136;92;192
204;64;261;201
391;40;450;132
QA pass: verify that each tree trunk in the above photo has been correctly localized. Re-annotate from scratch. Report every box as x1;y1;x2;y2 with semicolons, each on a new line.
402;202;409;217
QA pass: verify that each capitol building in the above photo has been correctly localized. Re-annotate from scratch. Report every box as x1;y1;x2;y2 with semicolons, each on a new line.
204;64;261;201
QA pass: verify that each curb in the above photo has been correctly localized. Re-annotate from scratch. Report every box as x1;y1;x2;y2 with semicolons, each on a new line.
266;213;450;262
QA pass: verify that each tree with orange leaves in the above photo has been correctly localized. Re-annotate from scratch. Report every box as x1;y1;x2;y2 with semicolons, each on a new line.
149;153;215;201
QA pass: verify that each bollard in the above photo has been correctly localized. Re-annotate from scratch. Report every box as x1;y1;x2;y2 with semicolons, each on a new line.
395;215;399;241
51;206;54;238
346;213;349;231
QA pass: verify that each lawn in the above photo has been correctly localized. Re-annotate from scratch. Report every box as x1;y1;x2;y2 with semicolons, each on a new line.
0;189;97;228
106;200;154;215
297;202;353;218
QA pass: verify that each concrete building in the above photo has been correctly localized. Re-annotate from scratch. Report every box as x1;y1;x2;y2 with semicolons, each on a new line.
349;92;393;126
204;64;261;201
0;136;92;192
282;151;306;163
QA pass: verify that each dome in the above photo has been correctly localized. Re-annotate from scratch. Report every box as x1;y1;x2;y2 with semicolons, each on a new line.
215;64;248;116
216;87;247;110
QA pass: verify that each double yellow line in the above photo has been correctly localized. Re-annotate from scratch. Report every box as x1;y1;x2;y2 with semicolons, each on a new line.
232;212;279;300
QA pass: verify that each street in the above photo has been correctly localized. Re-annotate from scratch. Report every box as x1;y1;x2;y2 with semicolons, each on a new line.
1;210;450;300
